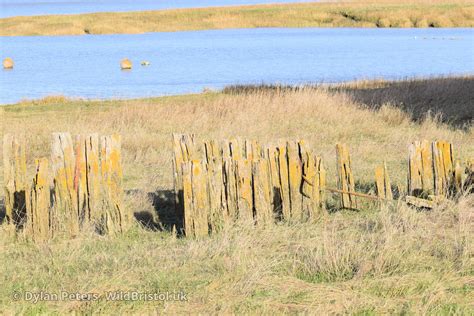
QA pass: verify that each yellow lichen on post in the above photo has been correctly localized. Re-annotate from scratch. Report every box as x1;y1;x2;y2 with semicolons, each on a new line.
408;141;424;196
191;160;209;237
432;140;454;196
229;138;243;160
85;134;101;225
336;143;357;209
27;158;51;242
206;158;227;232
236;158;253;223
266;145;282;214
51;132;79;236
252;159;273;226
172;134;196;219
287;141;303;219
100;134;125;234
3;134;27;226
375;162;393;201
420;140;433;194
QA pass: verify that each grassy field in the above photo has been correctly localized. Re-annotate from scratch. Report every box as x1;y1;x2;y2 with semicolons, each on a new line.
0;1;473;36
0;76;473;313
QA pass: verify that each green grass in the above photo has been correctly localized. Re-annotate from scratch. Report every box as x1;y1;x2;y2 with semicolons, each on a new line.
0;1;473;36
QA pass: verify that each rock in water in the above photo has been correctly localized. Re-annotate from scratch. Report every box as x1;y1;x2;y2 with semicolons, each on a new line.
120;58;132;70
3;57;14;69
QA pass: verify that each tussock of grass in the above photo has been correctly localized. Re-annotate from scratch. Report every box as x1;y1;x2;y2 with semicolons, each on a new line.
0;1;473;36
0;76;473;313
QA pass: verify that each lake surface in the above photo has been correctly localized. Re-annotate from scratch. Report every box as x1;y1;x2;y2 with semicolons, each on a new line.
0;0;314;18
1;28;473;104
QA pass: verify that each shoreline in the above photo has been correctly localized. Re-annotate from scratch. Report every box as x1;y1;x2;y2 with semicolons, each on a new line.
1;2;473;36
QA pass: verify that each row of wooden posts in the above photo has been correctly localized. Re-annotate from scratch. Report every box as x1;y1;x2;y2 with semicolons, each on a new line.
2;133;473;240
173;134;473;237
3;133;125;242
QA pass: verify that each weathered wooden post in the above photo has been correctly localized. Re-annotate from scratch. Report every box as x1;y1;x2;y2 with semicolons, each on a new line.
3;134;27;226
432;140;454;196
172;133;196;220
277;141;290;220
252;159;273;226
287;141;303;220
336;143;357;209
236;158;253;223
26;158;51;242
100;134;124;234
206;157;227;232
191;160;209;237
223;158;238;221
375;162;393;200
74;134;101;228
51;132;79;235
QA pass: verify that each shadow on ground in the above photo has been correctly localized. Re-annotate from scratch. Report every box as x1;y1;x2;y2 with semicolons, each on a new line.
333;76;474;128
132;189;183;234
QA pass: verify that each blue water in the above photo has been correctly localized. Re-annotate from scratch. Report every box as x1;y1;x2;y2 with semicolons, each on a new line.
0;0;314;18
0;28;473;104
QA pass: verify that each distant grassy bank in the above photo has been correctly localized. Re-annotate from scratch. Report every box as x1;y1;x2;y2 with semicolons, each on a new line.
0;1;473;36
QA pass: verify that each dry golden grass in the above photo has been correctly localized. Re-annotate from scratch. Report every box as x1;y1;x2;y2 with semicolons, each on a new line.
0;1;473;36
0;76;473;313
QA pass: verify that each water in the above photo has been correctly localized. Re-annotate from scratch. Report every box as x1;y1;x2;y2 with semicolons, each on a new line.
0;0;314;18
0;28;473;104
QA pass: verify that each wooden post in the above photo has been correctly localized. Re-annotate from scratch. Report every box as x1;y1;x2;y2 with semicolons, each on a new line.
277;141;290;220
172;134;196;220
3;134;27;226
252;159;273;226
236;159;253;223
191;160;209;237
433;140;454;196
51;132;79;235
408;141;423;196
266;145;282;216
223;158;238;221
100;134;124;234
206;158;227;232
27;158;51;242
300;142;315;220
336;143;357;209
181;161;194;237
287;141;303;220
375;162;393;200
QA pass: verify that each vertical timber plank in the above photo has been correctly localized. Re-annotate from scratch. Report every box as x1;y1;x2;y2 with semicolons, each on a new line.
252;159;272;226
336;144;357;209
51;132;79;236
